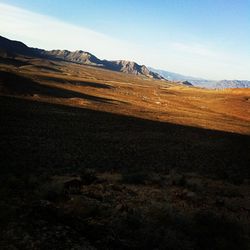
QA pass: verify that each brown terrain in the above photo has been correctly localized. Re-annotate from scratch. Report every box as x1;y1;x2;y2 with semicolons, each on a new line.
0;37;250;249
1;55;249;134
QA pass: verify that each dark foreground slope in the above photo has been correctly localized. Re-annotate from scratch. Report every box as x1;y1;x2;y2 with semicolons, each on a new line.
1;95;249;179
0;95;250;250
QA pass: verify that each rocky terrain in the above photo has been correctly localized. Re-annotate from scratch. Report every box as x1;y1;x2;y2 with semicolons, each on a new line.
41;49;103;66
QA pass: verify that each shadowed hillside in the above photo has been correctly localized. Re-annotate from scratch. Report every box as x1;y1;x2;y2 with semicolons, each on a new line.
1;95;249;179
0;95;250;249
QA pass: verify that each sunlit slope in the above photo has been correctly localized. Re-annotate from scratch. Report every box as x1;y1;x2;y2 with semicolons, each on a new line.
1;56;249;134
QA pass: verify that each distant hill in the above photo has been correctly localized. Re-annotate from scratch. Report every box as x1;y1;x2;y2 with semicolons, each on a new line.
103;60;163;79
149;67;250;89
0;35;163;80
215;80;250;89
40;49;103;66
190;79;250;89
179;80;193;86
148;67;202;82
0;36;40;58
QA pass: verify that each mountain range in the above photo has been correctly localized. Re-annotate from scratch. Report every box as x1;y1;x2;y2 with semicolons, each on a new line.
149;67;250;89
0;35;163;80
1;35;249;89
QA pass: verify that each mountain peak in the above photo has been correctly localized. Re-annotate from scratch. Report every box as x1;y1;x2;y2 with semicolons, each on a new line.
105;60;164;80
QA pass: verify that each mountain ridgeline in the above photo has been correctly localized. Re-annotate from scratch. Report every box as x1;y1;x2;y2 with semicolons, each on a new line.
1;35;249;88
0;36;163;80
149;67;250;89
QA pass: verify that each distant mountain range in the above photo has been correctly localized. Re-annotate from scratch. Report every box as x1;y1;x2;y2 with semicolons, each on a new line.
149;68;250;89
1;35;249;89
0;35;163;80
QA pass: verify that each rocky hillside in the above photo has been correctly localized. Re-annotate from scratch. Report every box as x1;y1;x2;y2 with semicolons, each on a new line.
0;35;39;57
40;49;103;66
0;35;163;80
103;60;163;79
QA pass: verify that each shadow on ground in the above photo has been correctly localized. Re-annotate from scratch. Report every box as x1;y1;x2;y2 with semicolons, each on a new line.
0;95;249;181
0;95;250;250
0;71;115;103
39;74;113;89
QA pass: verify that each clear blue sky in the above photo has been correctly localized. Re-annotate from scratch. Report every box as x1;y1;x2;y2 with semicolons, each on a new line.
0;0;250;79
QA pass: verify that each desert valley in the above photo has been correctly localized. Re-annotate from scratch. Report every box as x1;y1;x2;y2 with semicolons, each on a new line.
0;33;250;249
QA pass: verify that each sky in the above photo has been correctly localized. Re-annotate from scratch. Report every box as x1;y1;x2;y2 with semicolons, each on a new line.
0;0;250;80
